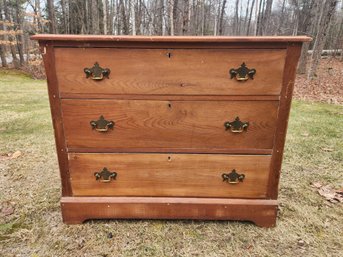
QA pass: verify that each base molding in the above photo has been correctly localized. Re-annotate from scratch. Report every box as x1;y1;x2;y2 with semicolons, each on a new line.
61;197;278;227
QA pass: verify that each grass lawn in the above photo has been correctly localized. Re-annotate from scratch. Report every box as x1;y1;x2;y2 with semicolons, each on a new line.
0;69;342;257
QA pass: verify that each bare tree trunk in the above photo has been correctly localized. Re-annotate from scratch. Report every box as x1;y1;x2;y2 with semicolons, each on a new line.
35;0;42;32
201;0;205;35
291;1;300;36
0;1;7;67
120;0;129;34
188;0;192;34
219;0;227;35
92;0;100;34
47;0;57;33
169;0;174;35
262;0;272;35
161;0;166;35
61;0;68;33
298;0;318;74
256;0;265;35
254;0;261;35
0;46;7;67
243;0;250;34
213;0;218;36
308;0;338;79
277;0;286;34
15;0;24;65
103;0;108;34
3;0;19;68
246;0;255;35
182;0;189;35
233;0;239;35
131;0;136;35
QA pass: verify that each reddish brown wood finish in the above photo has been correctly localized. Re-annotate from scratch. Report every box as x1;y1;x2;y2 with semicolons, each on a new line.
31;34;311;43
61;197;278;227
61;100;278;151
67;147;272;155
267;43;303;199
59;94;280;101
55;48;286;96
68;153;271;198
40;43;72;196
31;35;309;227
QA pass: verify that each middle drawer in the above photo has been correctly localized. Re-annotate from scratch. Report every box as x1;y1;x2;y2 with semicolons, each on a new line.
61;99;278;152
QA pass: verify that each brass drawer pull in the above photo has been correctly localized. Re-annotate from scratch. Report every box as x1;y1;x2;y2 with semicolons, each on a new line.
229;62;256;81
94;167;117;183
222;169;245;184
224;116;249;133
84;62;110;80
90;115;115;132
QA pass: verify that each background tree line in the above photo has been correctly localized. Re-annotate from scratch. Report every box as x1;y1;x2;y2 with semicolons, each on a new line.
0;0;342;79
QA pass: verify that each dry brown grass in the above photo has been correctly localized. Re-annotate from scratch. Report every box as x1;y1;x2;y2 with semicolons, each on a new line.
0;68;342;257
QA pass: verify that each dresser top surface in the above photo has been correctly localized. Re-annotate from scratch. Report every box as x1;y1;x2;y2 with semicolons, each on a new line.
31;34;311;43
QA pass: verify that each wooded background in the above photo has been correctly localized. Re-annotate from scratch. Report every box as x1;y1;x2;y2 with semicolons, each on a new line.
0;0;342;78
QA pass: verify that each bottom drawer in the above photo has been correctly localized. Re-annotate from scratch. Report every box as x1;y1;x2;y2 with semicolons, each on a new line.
68;153;271;198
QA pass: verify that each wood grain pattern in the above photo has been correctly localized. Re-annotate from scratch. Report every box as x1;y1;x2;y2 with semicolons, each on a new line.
55;48;286;96
68;153;271;198
33;36;309;226
67;147;272;154
267;43;303;199
59;93;280;101
31;34;312;42
61;100;279;151
61;197;278;227
44;41;291;49
40;42;72;196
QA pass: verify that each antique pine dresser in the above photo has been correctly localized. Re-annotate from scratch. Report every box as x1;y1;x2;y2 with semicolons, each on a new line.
31;35;311;227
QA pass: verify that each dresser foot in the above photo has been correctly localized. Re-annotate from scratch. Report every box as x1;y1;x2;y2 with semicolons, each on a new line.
61;197;277;227
250;215;277;228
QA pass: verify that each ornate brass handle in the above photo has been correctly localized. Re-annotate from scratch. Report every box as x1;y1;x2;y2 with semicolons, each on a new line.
94;167;117;183
222;169;245;184
229;62;256;81
84;62;110;80
224;116;249;133
90;115;115;132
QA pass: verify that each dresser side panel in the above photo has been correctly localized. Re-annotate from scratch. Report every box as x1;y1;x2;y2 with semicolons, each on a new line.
267;43;303;199
40;42;72;196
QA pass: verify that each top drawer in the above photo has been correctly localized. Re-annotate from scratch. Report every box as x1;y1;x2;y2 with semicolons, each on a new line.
55;48;286;97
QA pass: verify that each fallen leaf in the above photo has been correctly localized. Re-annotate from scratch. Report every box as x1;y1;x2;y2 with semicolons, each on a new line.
321;147;334;152
311;182;322;188
0;151;22;161
317;185;343;203
0;201;15;217
10;150;21;159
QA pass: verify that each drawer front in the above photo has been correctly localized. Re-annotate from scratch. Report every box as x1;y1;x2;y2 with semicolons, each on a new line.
69;153;271;198
55;48;286;96
61;100;278;151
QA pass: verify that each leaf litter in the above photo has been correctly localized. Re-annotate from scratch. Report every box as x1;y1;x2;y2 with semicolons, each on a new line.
311;182;343;203
0;150;22;161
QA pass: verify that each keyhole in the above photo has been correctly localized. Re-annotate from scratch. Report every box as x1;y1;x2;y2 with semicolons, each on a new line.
168;156;172;161
166;52;172;58
168;103;172;108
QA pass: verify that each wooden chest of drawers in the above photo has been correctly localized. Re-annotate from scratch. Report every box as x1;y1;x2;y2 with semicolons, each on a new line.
32;35;310;227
